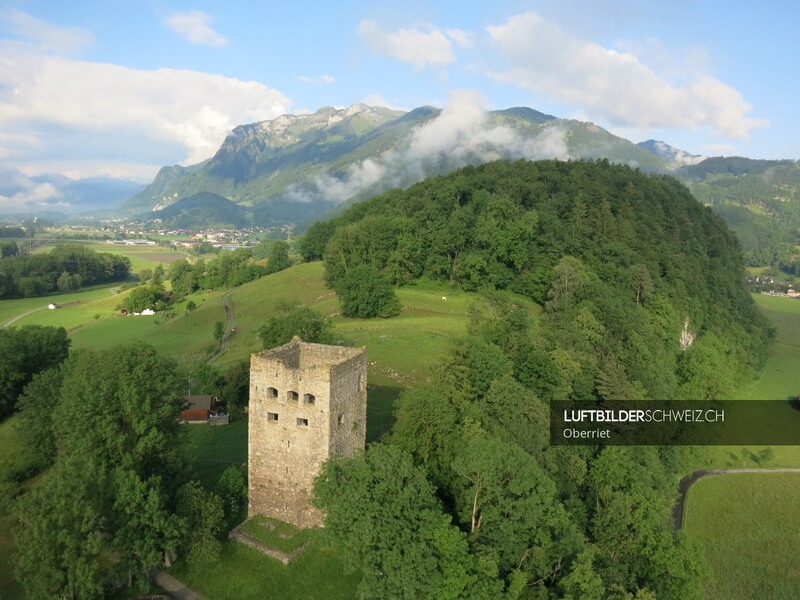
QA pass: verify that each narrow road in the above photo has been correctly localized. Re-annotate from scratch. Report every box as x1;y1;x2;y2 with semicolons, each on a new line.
673;467;800;530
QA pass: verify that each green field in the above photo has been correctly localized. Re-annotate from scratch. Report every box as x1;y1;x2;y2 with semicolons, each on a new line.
169;535;360;600
3;262;800;600
683;473;800;600
735;295;800;401
697;294;800;469
35;241;191;274
183;419;248;489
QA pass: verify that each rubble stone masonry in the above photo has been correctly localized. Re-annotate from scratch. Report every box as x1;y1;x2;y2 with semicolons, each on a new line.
248;337;367;527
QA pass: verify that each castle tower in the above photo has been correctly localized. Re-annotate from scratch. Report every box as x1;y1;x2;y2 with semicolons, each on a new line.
248;337;367;528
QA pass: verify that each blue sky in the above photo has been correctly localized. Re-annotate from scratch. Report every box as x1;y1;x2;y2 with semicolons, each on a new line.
1;0;798;186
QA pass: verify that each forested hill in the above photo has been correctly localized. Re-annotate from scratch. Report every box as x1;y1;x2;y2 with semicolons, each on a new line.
305;159;773;401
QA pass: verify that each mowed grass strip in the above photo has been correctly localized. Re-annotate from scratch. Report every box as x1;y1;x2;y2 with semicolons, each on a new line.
683;472;800;600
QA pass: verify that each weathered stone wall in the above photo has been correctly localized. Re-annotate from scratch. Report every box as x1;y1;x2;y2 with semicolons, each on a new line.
329;353;368;457
248;338;366;528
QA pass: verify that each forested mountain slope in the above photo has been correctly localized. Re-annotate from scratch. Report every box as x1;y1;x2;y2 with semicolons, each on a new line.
309;159;775;598
308;159;773;402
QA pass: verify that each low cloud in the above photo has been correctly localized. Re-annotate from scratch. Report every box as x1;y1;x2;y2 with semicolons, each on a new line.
287;91;570;204
0;166;65;212
486;11;765;138
163;10;227;47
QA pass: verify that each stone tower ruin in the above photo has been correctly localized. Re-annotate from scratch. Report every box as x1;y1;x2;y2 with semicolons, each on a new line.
248;337;367;528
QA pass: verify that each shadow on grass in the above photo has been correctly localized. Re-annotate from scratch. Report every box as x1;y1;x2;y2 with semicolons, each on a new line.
366;384;402;443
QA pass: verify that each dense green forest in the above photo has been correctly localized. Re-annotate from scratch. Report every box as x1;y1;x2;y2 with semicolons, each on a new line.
307;160;773;598
0;244;131;298
7;341;247;598
679;158;800;269
167;243;290;299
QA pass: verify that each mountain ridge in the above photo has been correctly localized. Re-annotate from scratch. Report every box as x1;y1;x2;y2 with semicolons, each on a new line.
121;103;672;223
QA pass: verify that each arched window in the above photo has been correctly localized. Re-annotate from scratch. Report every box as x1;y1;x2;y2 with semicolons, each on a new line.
288;390;299;401
304;393;315;405
267;387;278;398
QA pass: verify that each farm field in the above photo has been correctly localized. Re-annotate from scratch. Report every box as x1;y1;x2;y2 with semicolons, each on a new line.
700;294;800;469
734;294;800;401
0;285;123;328
682;296;800;600
34;241;191;274
683;472;800;600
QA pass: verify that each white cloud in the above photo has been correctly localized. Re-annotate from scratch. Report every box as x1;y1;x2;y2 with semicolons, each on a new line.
0;177;63;212
357;20;456;70
446;28;474;48
296;74;335;84
0;44;291;175
287;91;570;204
0;10;92;54
164;10;227;47
486;11;765;138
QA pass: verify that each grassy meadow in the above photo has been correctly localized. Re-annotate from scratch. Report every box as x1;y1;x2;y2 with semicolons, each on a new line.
734;294;800;400
697;294;800;469
683;472;800;600
3;249;800;600
169;535;360;600
34;241;191;274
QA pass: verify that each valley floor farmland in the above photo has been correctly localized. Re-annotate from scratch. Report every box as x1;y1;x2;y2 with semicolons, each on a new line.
682;294;800;600
683;472;800;600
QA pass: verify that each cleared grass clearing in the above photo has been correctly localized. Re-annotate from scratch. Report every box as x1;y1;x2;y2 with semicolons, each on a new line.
683;472;800;600
183;419;247;489
169;536;359;600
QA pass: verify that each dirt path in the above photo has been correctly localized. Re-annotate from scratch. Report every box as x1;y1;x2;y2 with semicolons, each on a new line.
149;569;209;600
2;299;85;329
207;289;236;363
1;306;47;328
673;468;800;530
